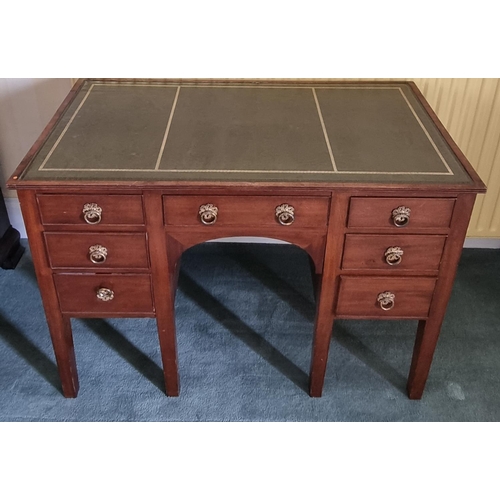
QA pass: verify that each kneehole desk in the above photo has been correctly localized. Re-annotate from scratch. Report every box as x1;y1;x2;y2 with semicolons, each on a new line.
7;79;486;398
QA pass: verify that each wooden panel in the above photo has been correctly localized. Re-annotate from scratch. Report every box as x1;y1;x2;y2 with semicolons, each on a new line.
37;194;144;225
336;276;436;318
44;232;149;270
163;195;330;228
166;226;327;273
54;273;154;315
347;197;455;230
341;234;446;271
18;189;79;397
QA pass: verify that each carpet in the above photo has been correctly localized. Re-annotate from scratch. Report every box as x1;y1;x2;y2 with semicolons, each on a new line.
0;241;499;421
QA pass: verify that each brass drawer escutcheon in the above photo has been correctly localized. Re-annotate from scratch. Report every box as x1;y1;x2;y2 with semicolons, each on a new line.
89;245;108;264
377;291;395;311
275;204;295;226
391;206;411;227
83;203;102;224
96;287;114;302
199;204;218;225
384;246;404;265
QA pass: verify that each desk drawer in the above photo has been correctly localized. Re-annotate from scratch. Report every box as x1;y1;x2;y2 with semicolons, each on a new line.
45;232;149;270
54;274;154;314
342;234;446;271
37;194;144;226
336;277;436;318
163;195;330;228
347;197;455;230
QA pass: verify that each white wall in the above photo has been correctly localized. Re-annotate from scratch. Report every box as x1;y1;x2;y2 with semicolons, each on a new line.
0;78;72;193
0;78;72;236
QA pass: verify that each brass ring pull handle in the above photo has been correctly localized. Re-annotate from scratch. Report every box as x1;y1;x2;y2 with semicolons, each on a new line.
377;291;395;311
89;245;108;264
199;204;218;225
384;246;404;266
83;203;102;224
275;204;295;226
391;206;411;227
96;287;114;302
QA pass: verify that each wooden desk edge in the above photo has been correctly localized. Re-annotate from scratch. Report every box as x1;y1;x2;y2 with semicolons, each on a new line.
6;79;486;194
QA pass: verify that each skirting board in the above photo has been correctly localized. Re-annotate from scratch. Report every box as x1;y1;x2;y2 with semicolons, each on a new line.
5;197;500;248
463;238;500;249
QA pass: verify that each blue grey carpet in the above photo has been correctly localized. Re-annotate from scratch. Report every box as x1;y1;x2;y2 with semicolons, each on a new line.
0;241;499;421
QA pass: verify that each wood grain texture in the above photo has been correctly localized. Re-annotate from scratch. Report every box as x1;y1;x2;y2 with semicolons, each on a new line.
336;276;436;319
144;191;180;396
341;234;446;272
165;226;327;273
17;189;79;397
347;197;455;230
44;232;149;270
37;194;144;226
163;195;330;228
407;193;477;399
309;193;350;396
54;274;154;314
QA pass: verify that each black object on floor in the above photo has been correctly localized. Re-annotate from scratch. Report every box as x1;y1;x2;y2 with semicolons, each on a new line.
0;193;24;269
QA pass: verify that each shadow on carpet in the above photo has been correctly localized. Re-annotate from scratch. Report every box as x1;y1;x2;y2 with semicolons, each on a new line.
0;242;499;421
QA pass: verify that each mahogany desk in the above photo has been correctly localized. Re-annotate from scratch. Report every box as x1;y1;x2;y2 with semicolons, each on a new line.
7;79;486;399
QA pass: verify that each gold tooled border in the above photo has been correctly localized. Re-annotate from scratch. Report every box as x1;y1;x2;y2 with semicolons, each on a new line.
38;83;454;177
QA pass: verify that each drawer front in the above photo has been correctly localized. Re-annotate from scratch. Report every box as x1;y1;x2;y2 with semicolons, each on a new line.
37;194;144;225
347;197;455;230
342;234;446;271
163;195;330;228
336;277;436;318
45;232;149;269
54;274;154;314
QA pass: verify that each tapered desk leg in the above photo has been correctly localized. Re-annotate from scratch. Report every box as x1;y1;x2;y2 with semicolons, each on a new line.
407;193;476;399
154;296;180;397
18;190;79;397
309;193;349;397
407;319;441;399
144;192;180;396
48;315;79;397
309;277;336;397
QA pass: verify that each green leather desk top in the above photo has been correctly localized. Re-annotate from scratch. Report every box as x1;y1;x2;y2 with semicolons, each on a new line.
19;80;474;185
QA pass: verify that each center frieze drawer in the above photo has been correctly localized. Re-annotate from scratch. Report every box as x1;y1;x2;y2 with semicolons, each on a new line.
163;195;330;228
347;197;455;230
336;276;437;318
342;234;446;271
44;232;149;269
53;274;154;315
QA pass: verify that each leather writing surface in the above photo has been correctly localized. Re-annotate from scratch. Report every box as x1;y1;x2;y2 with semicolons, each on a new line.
157;87;332;174
26;84;179;173
316;88;451;174
21;81;473;185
